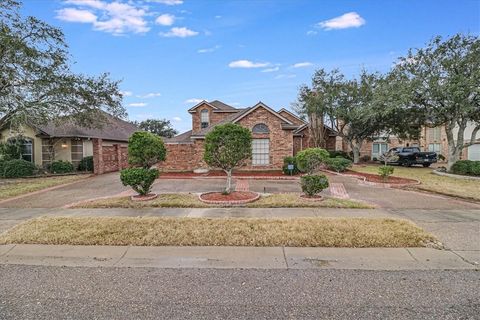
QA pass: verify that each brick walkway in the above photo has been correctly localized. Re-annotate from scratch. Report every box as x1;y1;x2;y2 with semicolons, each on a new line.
235;179;250;192
329;183;349;199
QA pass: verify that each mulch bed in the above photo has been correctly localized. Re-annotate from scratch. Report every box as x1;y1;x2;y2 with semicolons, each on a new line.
299;194;324;201
199;191;260;204
344;170;418;185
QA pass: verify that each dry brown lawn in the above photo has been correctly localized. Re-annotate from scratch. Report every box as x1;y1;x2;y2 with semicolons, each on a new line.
351;165;480;201
0;216;436;247
0;175;89;201
73;193;373;209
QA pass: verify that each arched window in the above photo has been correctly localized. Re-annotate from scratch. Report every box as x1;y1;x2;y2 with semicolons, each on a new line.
7;137;34;163
200;109;209;128
252;123;269;134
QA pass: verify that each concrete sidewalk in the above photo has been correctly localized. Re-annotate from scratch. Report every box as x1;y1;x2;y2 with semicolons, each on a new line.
0;244;477;270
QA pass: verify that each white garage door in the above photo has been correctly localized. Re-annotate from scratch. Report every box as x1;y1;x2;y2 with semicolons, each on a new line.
468;144;480;161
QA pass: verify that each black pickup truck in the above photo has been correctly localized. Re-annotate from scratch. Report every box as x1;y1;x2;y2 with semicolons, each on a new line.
382;147;438;167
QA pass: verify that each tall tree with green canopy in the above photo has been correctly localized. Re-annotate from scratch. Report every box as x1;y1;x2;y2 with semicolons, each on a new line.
0;0;126;129
392;34;480;170
204;124;252;194
133;119;178;138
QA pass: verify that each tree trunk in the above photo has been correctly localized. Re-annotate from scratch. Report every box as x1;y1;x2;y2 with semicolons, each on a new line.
308;113;326;148
445;121;465;172
225;169;232;194
350;141;362;164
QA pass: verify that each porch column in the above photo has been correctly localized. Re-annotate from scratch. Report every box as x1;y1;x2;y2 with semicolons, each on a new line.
93;138;104;175
116;144;123;170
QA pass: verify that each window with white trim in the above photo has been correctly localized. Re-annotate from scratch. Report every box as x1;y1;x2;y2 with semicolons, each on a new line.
200;109;209;128
252;139;269;165
252;123;269;134
7;137;33;163
428;143;441;153
428;127;441;141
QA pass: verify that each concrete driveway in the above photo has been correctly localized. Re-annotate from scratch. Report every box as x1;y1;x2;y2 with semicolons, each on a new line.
0;172;479;210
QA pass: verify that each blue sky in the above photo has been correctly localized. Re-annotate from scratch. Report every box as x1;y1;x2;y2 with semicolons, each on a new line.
22;0;480;133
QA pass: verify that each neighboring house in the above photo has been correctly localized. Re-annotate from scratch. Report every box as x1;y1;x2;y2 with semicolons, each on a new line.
0;113;139;174
161;100;336;172
343;123;480;162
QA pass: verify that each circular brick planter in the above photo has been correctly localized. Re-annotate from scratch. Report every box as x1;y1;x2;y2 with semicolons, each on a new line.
199;191;260;205
299;194;324;201
131;193;158;201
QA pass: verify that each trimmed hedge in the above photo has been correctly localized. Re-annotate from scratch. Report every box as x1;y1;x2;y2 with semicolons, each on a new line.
326;157;352;173
78;156;94;172
450;160;480;176
296;148;330;174
120;168;159;196
282;156;299;175
3;159;37;178
329;150;353;161
50;160;75;174
300;174;329;197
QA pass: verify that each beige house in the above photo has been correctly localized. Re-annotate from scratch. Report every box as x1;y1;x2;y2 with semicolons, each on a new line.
0;114;138;169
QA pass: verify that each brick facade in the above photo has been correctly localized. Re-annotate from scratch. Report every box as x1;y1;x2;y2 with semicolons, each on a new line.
92;138;128;174
191;103;233;134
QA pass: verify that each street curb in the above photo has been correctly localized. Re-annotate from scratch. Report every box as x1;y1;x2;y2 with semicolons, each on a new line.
321;169;421;188
0;244;477;270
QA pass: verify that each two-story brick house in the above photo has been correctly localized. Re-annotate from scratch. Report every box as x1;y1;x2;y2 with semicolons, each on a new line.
161;100;336;172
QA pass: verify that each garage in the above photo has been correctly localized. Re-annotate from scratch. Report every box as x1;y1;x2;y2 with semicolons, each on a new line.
467;144;480;160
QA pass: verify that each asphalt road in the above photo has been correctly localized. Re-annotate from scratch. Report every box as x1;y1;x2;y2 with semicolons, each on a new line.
0;265;478;319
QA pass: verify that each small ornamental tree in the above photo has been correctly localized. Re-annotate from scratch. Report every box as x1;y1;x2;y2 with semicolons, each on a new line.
128;131;166;169
204;123;252;194
296;148;330;174
121;131;166;197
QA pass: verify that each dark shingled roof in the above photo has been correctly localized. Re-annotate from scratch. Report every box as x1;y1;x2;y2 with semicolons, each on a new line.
37;113;139;142
164;130;193;143
208;100;237;111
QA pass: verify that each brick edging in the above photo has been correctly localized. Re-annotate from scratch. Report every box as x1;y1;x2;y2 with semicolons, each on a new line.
198;192;260;205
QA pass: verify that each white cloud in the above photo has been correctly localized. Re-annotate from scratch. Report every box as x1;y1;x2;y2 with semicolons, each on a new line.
292;62;313;68
155;14;175;26
58;0;150;35
56;8;97;23
148;0;183;5
128;102;147;107
137;92;161;98
317;12;365;30
173;116;182;122
275;74;296;79
306;30;318;36
160;27;199;38
197;45;220;53
120;90;133;97
185;98;204;104
215;15;222;19
228;60;270;68
261;66;279;72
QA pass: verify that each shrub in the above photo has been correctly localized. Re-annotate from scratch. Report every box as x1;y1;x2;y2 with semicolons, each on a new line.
282;156;299;175
120;168;159;196
329;150;353;160
471;162;480;176
50;160;74;174
3;159;36;178
300;174;329;197
296;148;330;174
450;160;480;176
326;157;352;173
360;155;371;162
78;156;94;171
378;165;394;182
204;123;252;193
0;160;5;177
0;141;22;161
128;131;166;169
